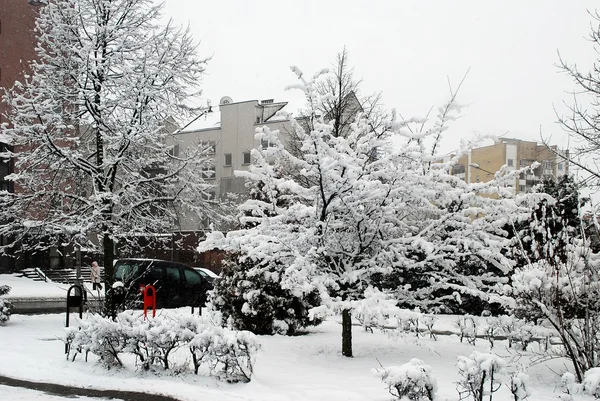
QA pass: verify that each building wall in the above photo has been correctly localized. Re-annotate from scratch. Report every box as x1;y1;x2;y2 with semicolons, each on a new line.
0;1;43;272
174;99;290;231
469;143;506;183
0;0;40;126
451;139;568;195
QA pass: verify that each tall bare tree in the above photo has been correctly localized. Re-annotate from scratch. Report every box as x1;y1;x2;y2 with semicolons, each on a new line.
556;11;600;186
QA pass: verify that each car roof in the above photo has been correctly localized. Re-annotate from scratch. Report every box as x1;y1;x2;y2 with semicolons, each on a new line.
115;259;192;267
193;267;219;278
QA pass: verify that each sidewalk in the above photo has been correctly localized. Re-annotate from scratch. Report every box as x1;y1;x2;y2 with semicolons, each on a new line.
0;373;183;401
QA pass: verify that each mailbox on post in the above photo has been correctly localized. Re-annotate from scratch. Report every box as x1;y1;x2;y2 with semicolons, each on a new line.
143;285;156;319
65;284;86;328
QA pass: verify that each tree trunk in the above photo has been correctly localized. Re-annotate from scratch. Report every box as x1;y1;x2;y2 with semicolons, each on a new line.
102;233;115;318
342;308;353;357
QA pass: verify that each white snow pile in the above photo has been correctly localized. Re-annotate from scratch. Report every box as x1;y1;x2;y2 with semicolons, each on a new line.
377;358;437;400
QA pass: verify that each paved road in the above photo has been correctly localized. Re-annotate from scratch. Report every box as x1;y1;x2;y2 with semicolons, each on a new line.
0;374;183;401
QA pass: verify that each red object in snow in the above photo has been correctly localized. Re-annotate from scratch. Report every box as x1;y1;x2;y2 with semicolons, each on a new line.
143;285;156;319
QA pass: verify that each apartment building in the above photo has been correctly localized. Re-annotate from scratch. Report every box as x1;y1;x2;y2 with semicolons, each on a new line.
449;138;568;192
0;0;43;190
0;1;44;272
174;96;291;231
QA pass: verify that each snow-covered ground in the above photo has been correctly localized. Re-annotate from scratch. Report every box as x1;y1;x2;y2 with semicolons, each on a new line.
2;274;102;299
0;274;591;401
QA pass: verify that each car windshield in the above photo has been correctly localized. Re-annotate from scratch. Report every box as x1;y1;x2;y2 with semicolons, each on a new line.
115;260;148;283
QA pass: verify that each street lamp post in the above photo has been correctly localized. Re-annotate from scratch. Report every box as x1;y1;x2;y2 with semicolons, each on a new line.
469;163;496;176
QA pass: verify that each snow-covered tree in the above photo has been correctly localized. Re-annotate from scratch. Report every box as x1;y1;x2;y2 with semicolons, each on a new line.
0;0;215;312
0;285;13;324
200;65;515;357
508;176;600;381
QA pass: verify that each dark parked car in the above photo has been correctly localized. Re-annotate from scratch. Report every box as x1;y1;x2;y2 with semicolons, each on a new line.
114;259;212;309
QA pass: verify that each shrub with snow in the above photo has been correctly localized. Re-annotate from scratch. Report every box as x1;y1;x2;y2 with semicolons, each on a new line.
351;287;400;332
210;255;322;336
509;371;531;401
457;351;507;401
64;311;259;382
583;367;600;398
0;285;13;324
65;313;128;367
379;358;437;401
189;324;258;383
455;315;478;345
562;372;583;396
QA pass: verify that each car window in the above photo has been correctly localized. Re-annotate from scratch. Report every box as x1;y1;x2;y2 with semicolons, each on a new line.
164;265;181;282
145;265;163;285
184;269;203;285
115;261;145;282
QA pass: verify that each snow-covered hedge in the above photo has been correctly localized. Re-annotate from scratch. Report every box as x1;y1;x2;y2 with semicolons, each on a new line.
64;312;259;382
0;285;13;324
457;351;508;401
378;358;437;400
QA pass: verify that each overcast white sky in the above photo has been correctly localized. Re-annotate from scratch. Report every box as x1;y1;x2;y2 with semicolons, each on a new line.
163;0;598;155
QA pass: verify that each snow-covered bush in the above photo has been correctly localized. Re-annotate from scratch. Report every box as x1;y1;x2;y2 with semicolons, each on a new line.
583;367;600;398
65;313;128;367
455;315;478;345
379;358;437;401
422;315;438;341
210;254;322;336
352;287;399;332
509;371;531;401
483;317;503;349
457;351;507;401
189;325;258;383
0;285;13;324
64;312;259;382
562;372;583;396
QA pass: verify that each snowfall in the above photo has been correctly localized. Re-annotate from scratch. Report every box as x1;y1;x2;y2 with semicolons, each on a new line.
0;274;594;401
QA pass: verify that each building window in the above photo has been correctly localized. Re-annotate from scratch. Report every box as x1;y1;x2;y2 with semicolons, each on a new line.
169;144;179;157
519;185;526;192
543;161;552;169
451;165;465;175
201;141;216;154
558;163;564;171
242;151;251;165
261;139;270;150
201;191;216;201
519;172;525;180
224;153;232;166
201;164;215;179
507;159;514;166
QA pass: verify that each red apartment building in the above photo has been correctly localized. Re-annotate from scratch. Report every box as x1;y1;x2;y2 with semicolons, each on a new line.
0;1;44;272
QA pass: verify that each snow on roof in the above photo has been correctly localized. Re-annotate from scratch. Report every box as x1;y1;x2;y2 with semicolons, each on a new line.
178;111;221;133
265;115;290;123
